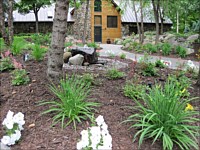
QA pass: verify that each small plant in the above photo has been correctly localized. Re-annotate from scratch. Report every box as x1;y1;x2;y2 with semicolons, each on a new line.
11;69;30;86
161;43;172;55
144;43;158;53
39;75;99;129
124;77;199;150
120;53;126;59
0;38;6;52
175;45;187;58
106;68;125;79
0;57;14;72
65;41;73;47
123;82;147;100
31;33;51;45
31;44;46;61
80;73;95;85
1;110;25;146
155;59;166;68
87;42;98;49
11;37;26;55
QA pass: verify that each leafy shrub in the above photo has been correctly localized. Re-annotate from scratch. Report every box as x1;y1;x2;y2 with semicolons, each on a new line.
11;69;30;86
65;42;73;47
106;68;125;79
31;33;51;45
39;75;99;129
144;43;158;53
155;59;166;68
161;43;172;55
11;37;26;55
120;53;126;59
124;77;199;150
123;82;147;100
175;45;187;58
0;38;6;52
79;73;95;85
87;42;98;49
122;38;132;46
0;57;14;72
31;44;47;61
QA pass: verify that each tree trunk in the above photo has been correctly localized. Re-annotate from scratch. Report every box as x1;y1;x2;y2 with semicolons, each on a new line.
152;0;160;44
82;0;89;44
0;0;8;45
8;0;14;45
133;1;141;43
47;0;69;81
34;10;39;33
196;64;200;86
140;0;144;44
176;10;179;33
158;4;164;34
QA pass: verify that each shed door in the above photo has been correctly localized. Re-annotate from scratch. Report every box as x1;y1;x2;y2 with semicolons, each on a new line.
94;26;102;42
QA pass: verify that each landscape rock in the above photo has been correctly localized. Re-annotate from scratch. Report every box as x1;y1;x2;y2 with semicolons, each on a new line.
63;52;72;63
187;34;199;42
69;54;84;65
124;43;130;49
186;48;195;55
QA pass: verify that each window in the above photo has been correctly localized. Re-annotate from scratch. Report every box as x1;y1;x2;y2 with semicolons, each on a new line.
94;0;101;12
94;15;102;26
107;16;117;28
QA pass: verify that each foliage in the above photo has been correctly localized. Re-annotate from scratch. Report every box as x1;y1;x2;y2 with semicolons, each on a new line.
161;43;172;56
144;43;158;53
175;45;187;58
0;57;14;72
123;82;147;100
106;68;125;79
0;38;6;52
155;59;166;68
87;42;98;49
122;38;132;46
79;73;95;86
11;37;26;55
39;75;99;129
64;41;73;48
120;53;126;59
11;69;30;86
30;33;51;45
124;77;199;150
31;44;47;61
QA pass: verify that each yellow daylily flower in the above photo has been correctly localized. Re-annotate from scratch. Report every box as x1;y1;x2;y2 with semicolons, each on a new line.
185;103;194;111
180;88;186;94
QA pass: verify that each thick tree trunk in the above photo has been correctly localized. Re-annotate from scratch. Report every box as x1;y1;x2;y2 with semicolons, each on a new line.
82;0;89;44
8;0;14;45
47;0;69;81
133;1;141;43
140;0;144;44
158;6;164;34
152;0;160;44
0;0;8;45
196;64;200;86
34;10;39;33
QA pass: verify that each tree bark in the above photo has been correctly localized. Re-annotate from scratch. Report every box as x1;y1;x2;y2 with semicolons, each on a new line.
0;0;8;45
140;0;144;44
82;0;89;44
8;0;14;45
158;4;164;34
34;9;39;33
196;64;200;86
133;1;141;43
176;10;179;33
47;0;69;81
152;0;160;44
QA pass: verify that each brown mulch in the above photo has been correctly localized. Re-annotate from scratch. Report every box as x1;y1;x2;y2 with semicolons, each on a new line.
0;55;199;150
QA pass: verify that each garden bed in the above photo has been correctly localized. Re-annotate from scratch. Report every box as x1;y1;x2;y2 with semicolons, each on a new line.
0;55;199;150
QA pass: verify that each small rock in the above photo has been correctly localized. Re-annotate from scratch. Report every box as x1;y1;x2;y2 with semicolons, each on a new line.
28;123;35;128
12;91;16;94
32;80;36;82
83;62;90;66
63;52;72;63
186;48;195;55
69;54;84;65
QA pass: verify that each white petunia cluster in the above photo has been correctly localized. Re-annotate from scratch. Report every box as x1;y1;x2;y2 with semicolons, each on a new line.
186;60;198;72
160;60;171;67
1;110;25;146
77;115;112;150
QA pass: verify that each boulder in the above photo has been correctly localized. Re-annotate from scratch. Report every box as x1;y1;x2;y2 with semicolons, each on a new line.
164;34;175;42
63;52;72;63
69;54;84;65
187;34;199;42
124;43;130;49
186;48;195;55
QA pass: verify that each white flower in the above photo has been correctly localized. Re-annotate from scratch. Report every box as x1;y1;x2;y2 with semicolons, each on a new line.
18;124;24;131
12;130;21;141
101;123;108;131
1;136;11;145
95;115;104;127
6;110;14;120
13;112;25;125
2;118;14;130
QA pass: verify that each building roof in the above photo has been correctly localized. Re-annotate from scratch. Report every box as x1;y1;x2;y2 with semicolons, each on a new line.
13;4;74;22
13;1;172;24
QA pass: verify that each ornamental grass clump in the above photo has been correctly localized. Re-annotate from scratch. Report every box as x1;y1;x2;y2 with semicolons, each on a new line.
39;75;99;129
124;77;199;150
31;44;47;61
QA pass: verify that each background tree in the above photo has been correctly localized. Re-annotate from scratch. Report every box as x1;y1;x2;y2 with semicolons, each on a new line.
47;0;69;80
16;0;51;33
0;0;8;45
82;0;89;44
8;0;14;45
152;0;160;44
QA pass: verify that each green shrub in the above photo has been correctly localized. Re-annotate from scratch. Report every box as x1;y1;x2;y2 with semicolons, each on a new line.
31;44;46;61
31;33;51;45
162;43;172;55
11;37;26;55
65;42;73;47
155;59;166;68
39;75;99;129
124;77;199;150
80;73;95;85
175;45;187;58
87;42;98;49
11;69;30;86
0;38;6;52
144;43;158;53
106;68;125;79
123;82;147;100
0;57;14;72
122;38;132;46
120;53;126;59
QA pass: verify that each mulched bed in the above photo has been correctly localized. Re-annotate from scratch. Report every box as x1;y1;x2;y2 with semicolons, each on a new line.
0;54;199;150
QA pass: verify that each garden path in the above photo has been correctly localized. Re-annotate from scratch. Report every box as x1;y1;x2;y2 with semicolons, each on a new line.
99;44;199;70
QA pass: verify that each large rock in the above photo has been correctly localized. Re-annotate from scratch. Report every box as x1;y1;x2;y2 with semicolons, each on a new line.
164;34;175;42
186;48;195;55
63;52;72;63
69;54;84;65
187;34;199;42
124;43;130;49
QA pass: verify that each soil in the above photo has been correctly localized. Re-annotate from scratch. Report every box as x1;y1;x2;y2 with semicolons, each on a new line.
0;54;199;150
